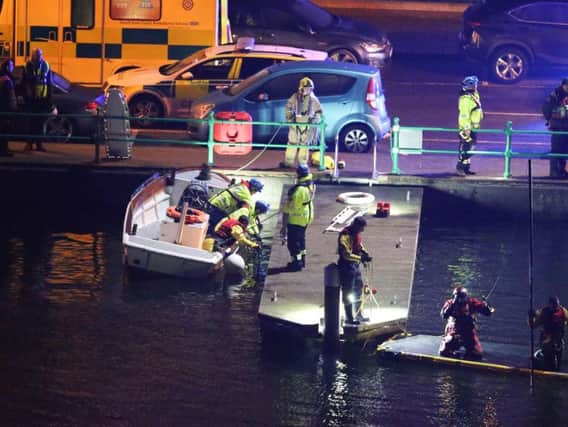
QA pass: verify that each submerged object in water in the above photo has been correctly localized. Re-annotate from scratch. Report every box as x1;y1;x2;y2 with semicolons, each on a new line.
224;253;246;276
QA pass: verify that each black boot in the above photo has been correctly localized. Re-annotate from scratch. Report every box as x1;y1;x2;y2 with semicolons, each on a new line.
456;162;466;177
464;164;476;175
343;304;359;326
354;302;370;323
301;254;306;268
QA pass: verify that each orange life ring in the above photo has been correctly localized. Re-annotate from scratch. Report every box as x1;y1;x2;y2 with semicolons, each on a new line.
166;206;207;224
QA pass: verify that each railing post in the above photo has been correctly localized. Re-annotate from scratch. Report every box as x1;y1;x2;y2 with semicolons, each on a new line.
504;120;513;179
207;112;215;166
94;107;102;163
332;134;339;180
390;117;401;175
318;117;326;172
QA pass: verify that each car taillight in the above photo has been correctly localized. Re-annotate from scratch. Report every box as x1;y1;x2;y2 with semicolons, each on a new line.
366;78;378;111
466;20;481;28
83;101;99;113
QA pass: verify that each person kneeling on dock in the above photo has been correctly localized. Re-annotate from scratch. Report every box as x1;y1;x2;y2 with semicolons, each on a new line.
213;215;259;253
439;286;494;360
338;216;373;326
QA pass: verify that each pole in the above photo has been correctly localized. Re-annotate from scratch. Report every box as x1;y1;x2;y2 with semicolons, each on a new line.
323;263;340;354
390;117;400;175
504;120;513;178
528;159;535;391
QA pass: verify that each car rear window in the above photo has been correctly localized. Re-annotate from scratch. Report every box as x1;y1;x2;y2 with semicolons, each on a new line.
239;58;287;79
309;73;356;96
511;3;568;24
229;68;271;96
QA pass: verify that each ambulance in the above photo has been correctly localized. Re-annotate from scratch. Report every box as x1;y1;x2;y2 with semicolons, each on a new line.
0;0;231;85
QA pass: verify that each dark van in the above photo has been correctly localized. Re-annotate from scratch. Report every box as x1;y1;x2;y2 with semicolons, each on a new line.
229;0;393;68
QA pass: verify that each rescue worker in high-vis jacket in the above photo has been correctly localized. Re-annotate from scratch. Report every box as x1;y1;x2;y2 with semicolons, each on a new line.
214;215;259;251
280;164;315;271
280;77;323;169
456;75;484;176
529;296;568;370
22;48;52;152
439;286;494;359
229;200;270;240
207;178;264;233
542;77;568;178
0;59;17;157
337;216;372;325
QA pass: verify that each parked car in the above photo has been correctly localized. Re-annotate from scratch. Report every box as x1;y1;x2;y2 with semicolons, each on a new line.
459;0;568;84
188;60;390;153
103;38;328;128
230;0;393;68
12;68;100;142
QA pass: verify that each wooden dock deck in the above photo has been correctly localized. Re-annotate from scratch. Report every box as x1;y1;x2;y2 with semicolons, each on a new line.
258;184;423;341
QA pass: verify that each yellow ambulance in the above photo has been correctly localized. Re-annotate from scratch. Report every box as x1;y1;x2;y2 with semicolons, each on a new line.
0;0;231;85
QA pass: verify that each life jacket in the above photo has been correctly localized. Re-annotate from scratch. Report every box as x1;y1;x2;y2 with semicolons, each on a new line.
0;75;16;112
26;59;50;100
284;175;315;226
458;90;483;130
337;227;363;263
540;306;567;334
215;218;244;239
208;182;252;214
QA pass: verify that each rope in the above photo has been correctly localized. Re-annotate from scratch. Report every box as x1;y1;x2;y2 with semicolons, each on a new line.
234;125;282;173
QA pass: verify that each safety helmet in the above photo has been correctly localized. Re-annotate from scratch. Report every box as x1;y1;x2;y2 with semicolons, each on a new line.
248;178;264;193
352;216;367;230
549;296;560;308
461;75;479;91
296;163;310;178
255;200;270;214
299;77;314;91
453;286;468;303
238;215;249;226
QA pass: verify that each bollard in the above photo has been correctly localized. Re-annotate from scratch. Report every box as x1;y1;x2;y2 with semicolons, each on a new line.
323;262;340;353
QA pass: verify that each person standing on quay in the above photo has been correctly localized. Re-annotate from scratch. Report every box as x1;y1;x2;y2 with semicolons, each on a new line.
0;59;18;157
22;48;52;152
543;77;568;178
456;75;483;176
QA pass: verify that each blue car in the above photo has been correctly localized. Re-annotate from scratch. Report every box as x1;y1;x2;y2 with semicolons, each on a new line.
188;60;390;153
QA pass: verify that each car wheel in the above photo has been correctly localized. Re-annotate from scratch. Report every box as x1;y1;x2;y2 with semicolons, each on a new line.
43;116;73;142
489;46;529;84
329;48;359;64
339;123;374;153
128;95;164;128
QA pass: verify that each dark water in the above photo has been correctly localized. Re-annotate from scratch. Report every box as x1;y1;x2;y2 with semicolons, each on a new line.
1;204;568;426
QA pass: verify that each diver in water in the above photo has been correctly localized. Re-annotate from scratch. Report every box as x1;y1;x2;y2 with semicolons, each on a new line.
439;285;495;359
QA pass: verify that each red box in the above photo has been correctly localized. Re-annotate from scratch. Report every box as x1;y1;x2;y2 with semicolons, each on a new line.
213;111;253;155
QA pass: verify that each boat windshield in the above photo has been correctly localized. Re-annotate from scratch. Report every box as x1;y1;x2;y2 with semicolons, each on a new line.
229;69;271;96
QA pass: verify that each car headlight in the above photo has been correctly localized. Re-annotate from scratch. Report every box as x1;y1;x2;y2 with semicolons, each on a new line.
361;41;387;54
192;103;215;120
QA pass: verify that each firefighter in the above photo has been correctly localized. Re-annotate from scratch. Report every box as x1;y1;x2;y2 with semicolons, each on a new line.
456;75;484;176
207;178;264;234
213;215;259;252
337;216;373;325
280;164;315;271
439;286;494;359
279;77;323;169
542;77;568;178
0;59;17;157
22;48;52;152
529;296;568;370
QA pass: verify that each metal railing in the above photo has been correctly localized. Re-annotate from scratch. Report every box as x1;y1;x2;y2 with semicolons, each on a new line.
389;117;568;179
0;110;328;171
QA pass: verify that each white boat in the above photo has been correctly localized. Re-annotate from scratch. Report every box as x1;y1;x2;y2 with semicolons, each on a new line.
122;168;246;279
